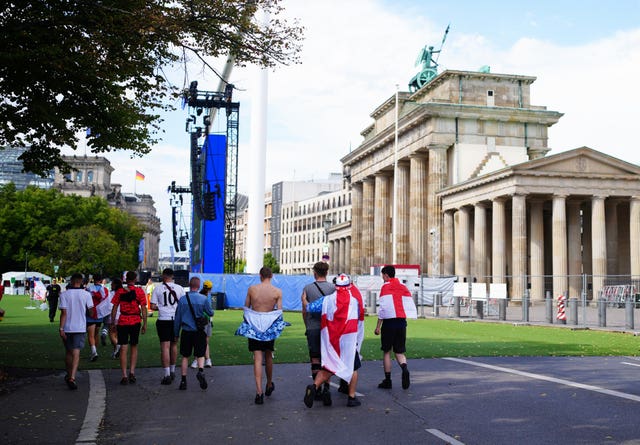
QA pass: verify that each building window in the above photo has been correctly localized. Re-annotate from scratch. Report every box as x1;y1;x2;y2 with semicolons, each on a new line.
87;170;94;183
75;171;83;182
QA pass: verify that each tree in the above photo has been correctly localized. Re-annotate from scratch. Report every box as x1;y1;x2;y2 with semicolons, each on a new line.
0;184;143;276
263;252;280;274
0;1;303;174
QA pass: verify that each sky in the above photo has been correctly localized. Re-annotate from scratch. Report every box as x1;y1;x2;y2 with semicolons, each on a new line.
88;0;640;255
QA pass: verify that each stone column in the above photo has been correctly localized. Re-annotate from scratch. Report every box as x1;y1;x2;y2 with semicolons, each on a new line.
362;178;375;272
512;194;527;301
395;160;410;264
492;198;506;284
605;200;619;275
582;202;593;277
630;197;640;278
344;236;352;274
350;182;363;275
374;174;391;265
428;145;448;275
328;241;336;275
567;200;582;298
443;210;455;276
409;154;428;271
591;196;607;299
455;206;470;279
338;238;346;275
552;195;568;298
474;203;488;280
529;199;545;301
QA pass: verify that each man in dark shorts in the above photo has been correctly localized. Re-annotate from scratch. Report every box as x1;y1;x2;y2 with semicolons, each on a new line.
244;267;283;404
301;261;335;404
150;268;185;385
110;271;147;385
46;278;62;322
374;265;416;390
174;276;212;391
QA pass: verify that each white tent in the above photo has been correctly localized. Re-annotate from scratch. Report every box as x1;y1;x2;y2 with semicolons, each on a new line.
1;271;53;295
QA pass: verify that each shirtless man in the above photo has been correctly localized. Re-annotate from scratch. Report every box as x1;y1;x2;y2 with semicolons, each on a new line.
244;266;283;404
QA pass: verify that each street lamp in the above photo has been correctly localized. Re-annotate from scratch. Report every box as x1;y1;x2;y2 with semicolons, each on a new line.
322;218;333;263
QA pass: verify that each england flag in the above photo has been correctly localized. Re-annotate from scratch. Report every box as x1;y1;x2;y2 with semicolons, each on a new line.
377;278;418;319
319;285;364;383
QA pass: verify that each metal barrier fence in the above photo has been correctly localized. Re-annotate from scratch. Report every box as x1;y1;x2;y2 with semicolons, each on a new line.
357;274;640;331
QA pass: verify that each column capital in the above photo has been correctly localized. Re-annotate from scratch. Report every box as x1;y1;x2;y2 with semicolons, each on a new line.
592;194;607;201
427;143;450;151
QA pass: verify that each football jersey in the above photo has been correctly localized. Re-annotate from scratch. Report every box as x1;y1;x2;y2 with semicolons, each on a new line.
150;281;185;320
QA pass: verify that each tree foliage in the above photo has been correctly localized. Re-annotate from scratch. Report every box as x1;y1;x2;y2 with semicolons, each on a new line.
263;252;280;274
0;183;144;277
0;1;303;174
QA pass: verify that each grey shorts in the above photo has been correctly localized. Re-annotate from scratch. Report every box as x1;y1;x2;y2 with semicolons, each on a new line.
63;332;86;351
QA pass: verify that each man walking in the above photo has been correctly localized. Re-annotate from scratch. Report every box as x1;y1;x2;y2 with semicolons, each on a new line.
303;273;364;408
59;273;94;390
236;267;284;405
46;278;62;322
150;268;185;385
301;261;335;405
374;265;417;390
110;271;147;385
174;276;212;391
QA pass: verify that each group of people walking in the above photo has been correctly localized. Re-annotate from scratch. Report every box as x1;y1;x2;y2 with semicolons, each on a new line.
55;263;416;410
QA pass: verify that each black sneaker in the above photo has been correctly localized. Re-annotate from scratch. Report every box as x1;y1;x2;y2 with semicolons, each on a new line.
347;396;361;407
401;366;410;390
170;372;175;382
265;382;275;397
304;384;316;408
338;379;349;394
120;377;128;386
322;387;332;406
197;371;208;390
66;377;78;390
128;374;136;384
255;393;264;405
161;376;172;385
179;380;187;390
378;379;392;389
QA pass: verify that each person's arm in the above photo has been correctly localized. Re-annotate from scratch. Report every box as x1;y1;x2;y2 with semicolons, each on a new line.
59;308;67;340
110;294;119;330
149;287;159;311
301;289;308;321
203;293;213;317
244;287;252;309
374;318;383;335
139;290;147;334
276;290;283;310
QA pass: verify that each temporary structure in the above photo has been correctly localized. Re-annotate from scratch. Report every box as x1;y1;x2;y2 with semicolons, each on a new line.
1;271;53;295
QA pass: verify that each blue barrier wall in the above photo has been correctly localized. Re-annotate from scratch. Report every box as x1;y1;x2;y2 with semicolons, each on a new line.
191;273;315;310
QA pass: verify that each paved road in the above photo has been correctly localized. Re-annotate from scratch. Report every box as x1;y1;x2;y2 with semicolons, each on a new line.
3;355;640;445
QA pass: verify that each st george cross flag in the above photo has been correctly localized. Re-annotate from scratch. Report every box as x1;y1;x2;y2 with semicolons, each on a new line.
319;285;364;382
377;277;418;319
135;170;145;181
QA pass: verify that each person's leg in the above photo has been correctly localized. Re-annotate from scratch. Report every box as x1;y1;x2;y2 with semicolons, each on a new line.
253;350;264;395
160;341;170;367
87;324;98;359
170;340;178;367
65;349;73;377
129;345;138;377
69;348;80;380
394;352;407;366
348;371;358;398
48;298;55;321
119;345;129;377
264;349;273;387
383;351;393;372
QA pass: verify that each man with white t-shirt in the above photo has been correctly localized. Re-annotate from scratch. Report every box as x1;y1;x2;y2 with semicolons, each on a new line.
59;273;95;390
150;268;185;385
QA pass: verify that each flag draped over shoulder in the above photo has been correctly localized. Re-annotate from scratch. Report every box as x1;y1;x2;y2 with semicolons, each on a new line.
235;308;289;341
135;170;145;181
319;285;364;382
377;277;418;319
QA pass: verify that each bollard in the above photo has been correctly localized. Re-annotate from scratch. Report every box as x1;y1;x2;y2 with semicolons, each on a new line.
476;300;484;319
545;296;553;324
499;299;507;320
625;298;635;330
568;298;578;325
522;291;530;322
556;294;567;324
433;292;440;317
454;296;461;318
598;298;606;327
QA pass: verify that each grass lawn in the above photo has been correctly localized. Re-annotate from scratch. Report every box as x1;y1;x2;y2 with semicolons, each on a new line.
0;294;639;370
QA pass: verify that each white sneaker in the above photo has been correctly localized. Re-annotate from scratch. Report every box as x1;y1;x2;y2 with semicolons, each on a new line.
90;351;98;362
190;359;198;369
204;358;212;368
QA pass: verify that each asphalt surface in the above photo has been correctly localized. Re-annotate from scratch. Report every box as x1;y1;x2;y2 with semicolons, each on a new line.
3;354;640;445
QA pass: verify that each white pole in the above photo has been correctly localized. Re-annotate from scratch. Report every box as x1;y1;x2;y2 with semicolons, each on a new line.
246;9;269;274
392;85;399;264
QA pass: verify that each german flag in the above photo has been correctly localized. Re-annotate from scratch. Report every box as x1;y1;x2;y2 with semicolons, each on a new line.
135;170;145;181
